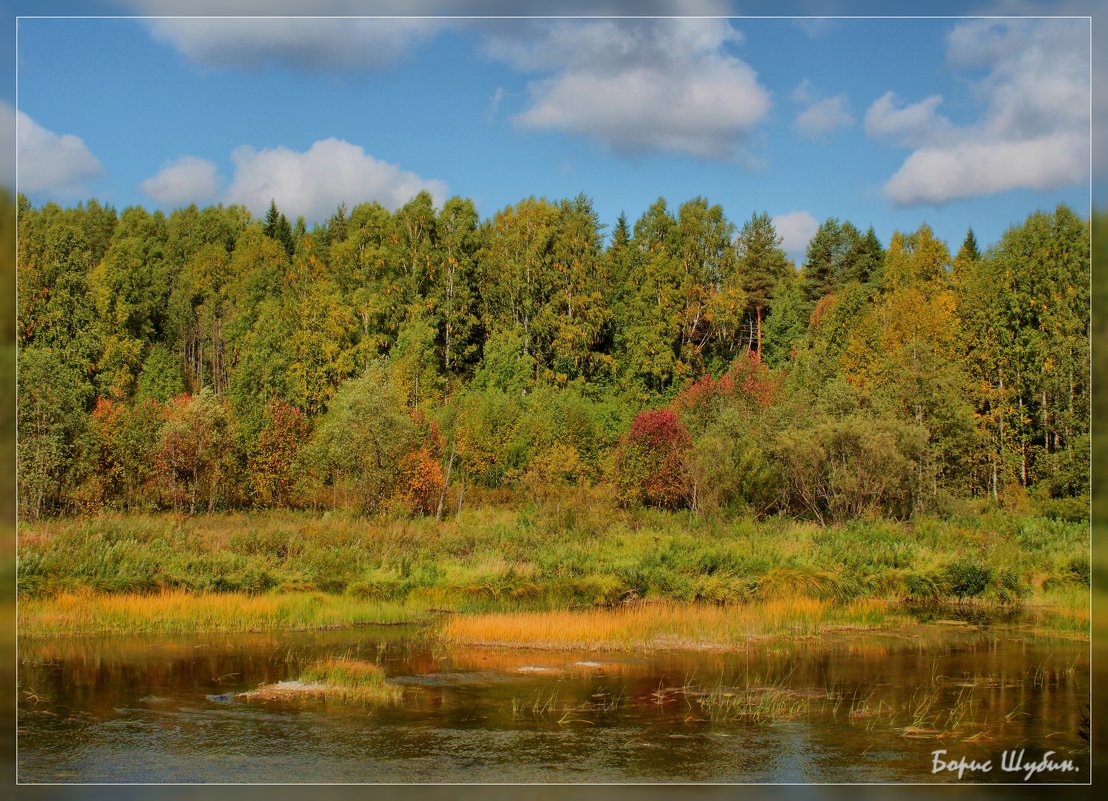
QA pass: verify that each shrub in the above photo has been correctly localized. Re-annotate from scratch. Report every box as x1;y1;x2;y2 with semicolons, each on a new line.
157;389;231;514
397;442;446;516
773;414;926;523
944;560;991;600
1065;556;1091;587
307;362;418;512
614;409;692;509
249;400;310;508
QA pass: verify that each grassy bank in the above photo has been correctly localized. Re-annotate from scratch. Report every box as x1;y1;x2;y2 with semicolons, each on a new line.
17;507;1090;638
18;589;426;637
440;598;917;651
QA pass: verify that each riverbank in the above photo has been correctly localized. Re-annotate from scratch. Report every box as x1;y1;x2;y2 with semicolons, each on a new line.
17;589;426;637
17;509;1090;639
19;587;1088;643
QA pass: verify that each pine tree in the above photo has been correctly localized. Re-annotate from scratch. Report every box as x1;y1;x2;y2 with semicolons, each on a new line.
262;199;294;257
952;227;981;287
843;225;884;289
736;211;789;360
960;227;981;262
800;218;846;305
262;200;281;239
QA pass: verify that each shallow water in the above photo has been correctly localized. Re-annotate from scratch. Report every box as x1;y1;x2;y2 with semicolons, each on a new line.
17;622;1089;783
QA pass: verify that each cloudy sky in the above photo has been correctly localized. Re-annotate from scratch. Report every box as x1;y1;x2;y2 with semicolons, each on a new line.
5;3;1095;260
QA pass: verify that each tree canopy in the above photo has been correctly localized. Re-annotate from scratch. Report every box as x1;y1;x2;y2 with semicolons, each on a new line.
15;193;1090;522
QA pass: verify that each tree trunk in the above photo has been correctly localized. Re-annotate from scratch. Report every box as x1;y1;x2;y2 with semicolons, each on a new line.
1043;389;1048;452
436;441;455;522
755;305;763;362
1019;395;1026;485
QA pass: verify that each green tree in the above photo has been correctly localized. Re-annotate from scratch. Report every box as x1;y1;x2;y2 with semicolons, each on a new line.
391;310;443;407
17;205;103;399
957;206;1089;501
735;211;790;360
390;191;438;300
800;218;848;305
262;199;295;257
618;198;683;396
844;225;884;289
157;389;232;514
432;197;483;377
675;197;743;370
761;272;807;369
480;197;559;366
308;363;418;511
539;194;611;381
326;201;400;350
17;348;88;518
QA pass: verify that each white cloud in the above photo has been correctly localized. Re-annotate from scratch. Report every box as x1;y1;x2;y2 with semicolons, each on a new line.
140;155;221;207
883;133;1089;206
864;92;952;147
794;91;854;139
866;18;1089;205
772;211;820;261
971;0;1105;179
15;108;104;196
488;19;770;159
143;14;442;71
222;138;447;221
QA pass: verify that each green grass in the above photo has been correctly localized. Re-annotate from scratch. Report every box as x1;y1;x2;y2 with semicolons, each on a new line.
16;506;1090;638
237;656;404;706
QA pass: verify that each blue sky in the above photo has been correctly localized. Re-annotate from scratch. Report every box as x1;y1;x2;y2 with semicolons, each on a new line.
5;6;1095;261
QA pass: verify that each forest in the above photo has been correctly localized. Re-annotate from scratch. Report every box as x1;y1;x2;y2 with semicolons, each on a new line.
15;191;1091;525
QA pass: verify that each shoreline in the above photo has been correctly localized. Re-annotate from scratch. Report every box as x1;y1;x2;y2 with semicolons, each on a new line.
17;510;1091;642
17;589;1090;644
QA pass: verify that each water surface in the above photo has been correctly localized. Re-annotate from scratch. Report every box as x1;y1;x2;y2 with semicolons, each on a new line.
17;622;1089;783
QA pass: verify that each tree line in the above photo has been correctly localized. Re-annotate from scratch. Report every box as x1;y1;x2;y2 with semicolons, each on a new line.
16;192;1090;521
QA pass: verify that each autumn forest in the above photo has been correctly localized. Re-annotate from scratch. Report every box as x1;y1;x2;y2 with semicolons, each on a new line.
16;192;1090;524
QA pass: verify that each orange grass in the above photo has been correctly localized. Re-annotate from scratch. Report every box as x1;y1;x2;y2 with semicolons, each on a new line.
18;589;427;637
441;598;914;651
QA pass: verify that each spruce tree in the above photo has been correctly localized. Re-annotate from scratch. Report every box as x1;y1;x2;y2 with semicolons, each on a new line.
736;211;789;360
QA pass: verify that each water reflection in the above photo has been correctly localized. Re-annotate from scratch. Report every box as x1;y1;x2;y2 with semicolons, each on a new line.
18;624;1088;783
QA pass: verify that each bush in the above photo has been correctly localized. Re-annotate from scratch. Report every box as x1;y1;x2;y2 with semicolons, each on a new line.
986;568;1028;604
1065;556;1091;587
307;362;418;512
249;400;310;508
614;409;692;509
773;414;926;523
1034;495;1089;523
944;560;991;600
157;389;232;514
899;569;946;603
686;408;780;516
